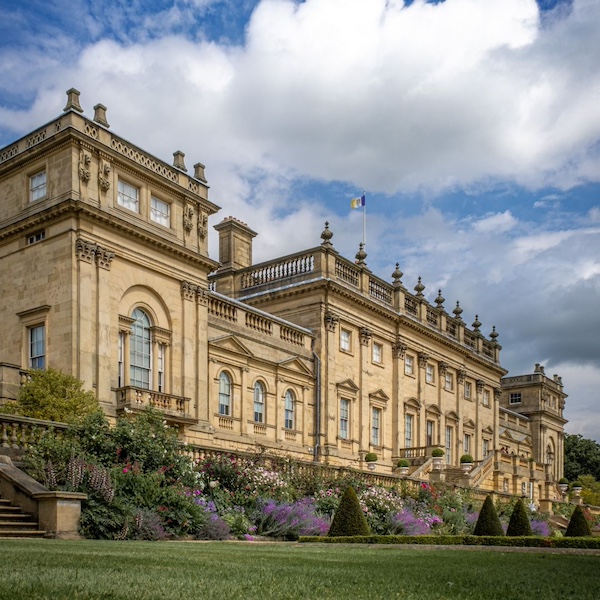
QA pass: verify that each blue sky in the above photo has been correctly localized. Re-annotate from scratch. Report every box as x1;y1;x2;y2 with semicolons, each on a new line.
1;0;599;441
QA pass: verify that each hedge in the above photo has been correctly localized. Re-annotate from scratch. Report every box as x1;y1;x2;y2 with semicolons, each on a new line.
299;535;600;549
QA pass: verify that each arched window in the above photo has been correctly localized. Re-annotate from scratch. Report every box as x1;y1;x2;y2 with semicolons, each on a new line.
130;308;151;389
284;390;295;430
254;382;265;423
219;372;232;416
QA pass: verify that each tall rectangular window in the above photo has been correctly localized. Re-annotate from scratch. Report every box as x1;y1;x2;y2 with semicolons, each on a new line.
30;171;47;202
340;329;351;352
157;343;166;392
118;180;139;212
445;426;453;464
340;399;349;440
464;381;472;399
405;355;414;376
483;439;490;457
483;390;490;406
118;332;124;387
444;372;453;391
426;364;435;383
426;420;434;447
405;414;413;448
463;433;471;454
371;408;381;446
284;390;295;430
254;383;265;423
372;342;382;364
29;325;45;369
151;196;170;227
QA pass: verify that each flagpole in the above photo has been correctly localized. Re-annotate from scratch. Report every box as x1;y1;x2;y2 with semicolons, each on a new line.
362;191;366;248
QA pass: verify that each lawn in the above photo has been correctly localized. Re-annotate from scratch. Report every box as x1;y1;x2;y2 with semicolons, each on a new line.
0;539;599;600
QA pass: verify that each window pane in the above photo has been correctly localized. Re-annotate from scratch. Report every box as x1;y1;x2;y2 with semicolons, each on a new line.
284;390;295;429
254;382;264;423
29;325;45;369
130;308;151;389
340;399;349;439
405;414;413;448
219;372;231;416
30;171;47;202
151;196;170;227
118;180;139;212
371;408;381;446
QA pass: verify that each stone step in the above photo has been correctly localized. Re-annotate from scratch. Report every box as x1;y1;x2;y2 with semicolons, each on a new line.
0;495;47;538
0;520;40;529
0;530;47;538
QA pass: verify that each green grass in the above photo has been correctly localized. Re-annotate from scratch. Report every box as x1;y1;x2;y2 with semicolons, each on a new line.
0;540;599;600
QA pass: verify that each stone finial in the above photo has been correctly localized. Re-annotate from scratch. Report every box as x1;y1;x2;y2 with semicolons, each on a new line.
472;315;481;333
173;151;187;172
321;222;333;247
93;104;109;127
355;242;367;265
435;289;445;309
64;88;83;113
453;301;463;320
414;276;425;298
194;162;207;182
392;263;403;287
489;325;499;344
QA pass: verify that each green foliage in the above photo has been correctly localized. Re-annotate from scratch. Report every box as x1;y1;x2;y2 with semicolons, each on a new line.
579;475;600;507
364;452;378;462
397;459;410;468
565;505;592;537
473;495;504;536
328;486;370;536
2;368;99;423
564;433;600;481
506;498;533;536
460;454;474;463
431;448;444;457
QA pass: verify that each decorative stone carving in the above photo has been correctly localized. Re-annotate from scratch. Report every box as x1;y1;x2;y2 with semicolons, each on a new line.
438;361;449;376
198;212;208;240
321;222;333;248
418;352;429;368
392;338;407;359
324;312;338;332
457;369;467;384
359;327;372;346
75;238;97;263
183;204;194;233
95;248;115;270
98;159;111;192
494;388;502;401
196;288;209;306
476;379;485;393
78;149;91;182
181;281;197;301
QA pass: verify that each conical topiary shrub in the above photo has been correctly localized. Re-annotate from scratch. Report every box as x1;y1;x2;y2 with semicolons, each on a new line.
473;494;504;536
565;505;592;537
506;498;533;536
328;486;370;537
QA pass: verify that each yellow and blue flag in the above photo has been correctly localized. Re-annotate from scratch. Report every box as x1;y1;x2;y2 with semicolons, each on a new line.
350;194;366;209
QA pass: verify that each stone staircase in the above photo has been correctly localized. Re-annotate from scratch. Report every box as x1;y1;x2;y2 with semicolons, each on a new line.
0;496;46;538
444;466;468;485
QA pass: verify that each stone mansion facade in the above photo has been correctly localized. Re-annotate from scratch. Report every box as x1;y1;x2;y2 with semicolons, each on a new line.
0;90;567;502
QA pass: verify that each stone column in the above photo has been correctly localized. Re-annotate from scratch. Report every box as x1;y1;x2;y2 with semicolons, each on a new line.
95;246;114;412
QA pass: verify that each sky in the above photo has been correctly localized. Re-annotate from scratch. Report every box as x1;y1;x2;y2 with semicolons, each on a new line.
1;0;599;442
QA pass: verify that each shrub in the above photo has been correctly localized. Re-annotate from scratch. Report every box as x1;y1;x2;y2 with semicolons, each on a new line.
364;453;378;462
328;486;370;537
565;505;592;537
559;477;568;484
2;368;99;423
473;495;503;536
397;459;410;468
460;454;474;464
251;498;329;539
431;448;444;457
506;498;533;536
197;513;232;540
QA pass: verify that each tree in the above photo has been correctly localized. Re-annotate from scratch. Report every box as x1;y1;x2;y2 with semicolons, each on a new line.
564;434;600;482
565;505;592;537
328;486;370;537
2;368;99;423
506;498;532;536
473;495;504;536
